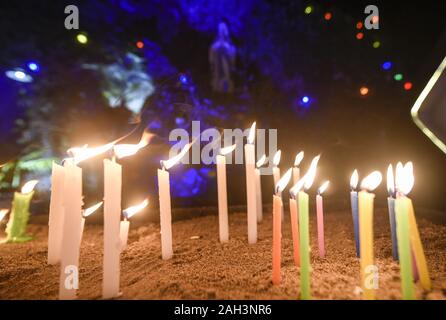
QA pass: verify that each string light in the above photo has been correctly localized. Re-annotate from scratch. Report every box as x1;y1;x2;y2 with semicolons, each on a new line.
301;96;310;105
356;21;363;29
304;6;313;14
382;61;392;70
356;32;364;40
404;82;413;90
27;62;40;72
136;41;144;49
360;86;369;96
324;12;332;21
76;33;88;44
394;74;403;81
372;41;380;48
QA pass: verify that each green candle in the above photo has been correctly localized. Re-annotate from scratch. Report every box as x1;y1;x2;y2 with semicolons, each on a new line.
5;180;38;243
395;197;415;300
298;190;311;300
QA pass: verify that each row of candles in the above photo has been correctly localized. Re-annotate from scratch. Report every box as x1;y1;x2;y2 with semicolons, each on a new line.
0;122;431;300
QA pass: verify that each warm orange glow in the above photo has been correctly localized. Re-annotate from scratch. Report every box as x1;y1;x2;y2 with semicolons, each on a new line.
83;202;103;218
304;155;320;190
256;154;267;168
360;171;382;191
220;144;237;156
0;209;8;223
290;175;306;197
68;141;116;165
275;168;292;194
318;181;330;195
356;21;363;29
21;180;38;194
360;86;369;95
161;139;196;170
247;122;256;144
350;169;359;190
396;162;414;195
123;199;149;219
294;151;304;167
387;164;395;195
113;130;155;159
273;150;281;166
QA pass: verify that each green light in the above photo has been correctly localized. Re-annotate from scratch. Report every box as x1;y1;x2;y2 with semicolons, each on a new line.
372;41;380;48
76;33;88;44
304;6;313;14
394;74;403;81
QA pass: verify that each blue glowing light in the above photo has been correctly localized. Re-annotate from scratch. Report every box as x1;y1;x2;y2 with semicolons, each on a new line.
27;62;40;72
179;74;188;85
301;96;310;104
175;117;185;125
382;61;392;70
5;69;33;83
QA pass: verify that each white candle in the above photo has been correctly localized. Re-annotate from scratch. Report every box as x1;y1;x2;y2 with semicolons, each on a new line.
216;145;236;243
244;122;257;244
48;162;66;265
293;151;304;185
59;160;83;300
103;158;122;299
255;155;267;223
159;140;195;259
120;199;149;251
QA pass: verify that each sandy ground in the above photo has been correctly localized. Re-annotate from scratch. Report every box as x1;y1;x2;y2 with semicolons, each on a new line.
0;208;445;300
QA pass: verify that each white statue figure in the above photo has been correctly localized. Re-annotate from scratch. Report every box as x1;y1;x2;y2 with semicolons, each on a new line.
209;22;236;93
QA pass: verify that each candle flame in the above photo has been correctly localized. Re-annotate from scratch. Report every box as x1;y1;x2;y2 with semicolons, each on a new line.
294;151;304;167
67;141;116;165
220;144;236;156
123;199;149;219
304;155;320;190
113;130;155;159
161;139;196;170
272;150;281;166
247;122;256;144
360;171;382;191
290;175;306;198
387;164;395;196
350;169;359;190
83;202;103;218
275;168;292;194
0;209;8;223
21;180;38;194
256;154;267;168
396;161;414;195
318;181;330;195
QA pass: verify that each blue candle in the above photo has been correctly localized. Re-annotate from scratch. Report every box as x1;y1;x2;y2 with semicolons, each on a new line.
387;197;398;260
350;191;360;257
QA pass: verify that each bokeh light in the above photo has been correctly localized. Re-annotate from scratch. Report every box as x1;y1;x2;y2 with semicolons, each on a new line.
304;6;313;14
356;21;363;29
404;82;413;90
360;86;369;96
356;32;364;40
136;41;144;49
27;62;40;72
382;61;392;70
301;96;310;104
372;41;380;48
76;33;88;44
324;12;332;21
394;73;403;81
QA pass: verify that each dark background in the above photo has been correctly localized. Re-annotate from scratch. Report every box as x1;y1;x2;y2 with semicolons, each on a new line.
0;0;446;214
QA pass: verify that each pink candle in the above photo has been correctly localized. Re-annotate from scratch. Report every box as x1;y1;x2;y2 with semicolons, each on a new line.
289;197;300;266
316;181;329;258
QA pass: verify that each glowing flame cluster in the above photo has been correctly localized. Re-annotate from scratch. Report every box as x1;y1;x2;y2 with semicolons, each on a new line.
275;168;292;194
395;161;414;195
67;142;116;165
114;130;154;159
21;180;39;194
123;199;149;219
290;155;320;197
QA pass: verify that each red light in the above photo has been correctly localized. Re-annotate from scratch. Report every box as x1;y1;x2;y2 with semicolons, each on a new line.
356;32;364;40
404;82;413;90
356;21;363;29
324;12;332;21
136;41;144;49
360;86;369;96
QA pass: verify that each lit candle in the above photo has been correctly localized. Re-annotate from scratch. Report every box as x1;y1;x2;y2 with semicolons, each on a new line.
272;150;283;220
395;162;431;298
216;145;236;243
5;180;39;243
386;164;398;261
48;162;65;264
80;202;103;242
293;151;304;185
290;155;320;300
255;155;267;223
159;140;195;259
289;192;300;267
244;122;257;244
350;169;360;257
358;171;382;300
316;181;329;258
120;199;149;251
272;168;292;285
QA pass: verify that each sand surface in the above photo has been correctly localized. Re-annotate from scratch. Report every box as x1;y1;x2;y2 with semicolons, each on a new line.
0;208;445;300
